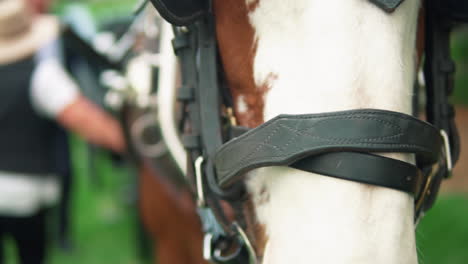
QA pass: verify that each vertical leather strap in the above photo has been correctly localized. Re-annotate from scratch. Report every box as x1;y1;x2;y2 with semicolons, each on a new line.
424;1;460;170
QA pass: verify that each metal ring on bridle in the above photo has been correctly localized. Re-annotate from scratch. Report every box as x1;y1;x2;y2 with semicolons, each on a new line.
233;222;257;264
213;241;243;263
130;112;167;158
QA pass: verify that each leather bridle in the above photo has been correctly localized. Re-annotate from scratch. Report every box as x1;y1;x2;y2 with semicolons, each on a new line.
144;0;465;262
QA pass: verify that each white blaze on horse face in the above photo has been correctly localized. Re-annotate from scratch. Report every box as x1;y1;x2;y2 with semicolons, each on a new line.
245;0;420;263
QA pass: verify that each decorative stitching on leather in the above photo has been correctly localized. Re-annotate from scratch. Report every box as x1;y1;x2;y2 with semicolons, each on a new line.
311;116;403;140
218;143;436;180
284;110;426;122
215;111;440;179
275;123;403;147
218;140;436;178
231;125;282;171
276;124;301;151
216;111;435;155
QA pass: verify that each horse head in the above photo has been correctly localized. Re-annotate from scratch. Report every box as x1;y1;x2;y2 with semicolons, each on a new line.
213;1;421;263
149;0;465;263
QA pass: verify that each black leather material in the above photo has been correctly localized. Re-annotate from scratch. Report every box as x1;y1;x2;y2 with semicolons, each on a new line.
291;152;423;195
368;0;406;12
425;0;461;169
369;0;468;22
223;126;424;195
173;20;243;240
436;0;468;22
215;109;442;188
0;57;57;175
163;0;461;240
149;0;207;26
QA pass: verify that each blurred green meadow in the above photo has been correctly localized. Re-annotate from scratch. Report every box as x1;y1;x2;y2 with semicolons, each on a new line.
5;136;468;264
418;195;468;264
5;136;145;264
5;1;468;263
47;137;143;264
453;27;468;105
52;0;138;24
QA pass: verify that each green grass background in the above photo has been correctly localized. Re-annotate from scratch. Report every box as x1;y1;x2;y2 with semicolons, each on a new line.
6;1;468;263
47;138;143;264
453;27;468;105
417;195;468;264
5;137;145;264
6;137;468;264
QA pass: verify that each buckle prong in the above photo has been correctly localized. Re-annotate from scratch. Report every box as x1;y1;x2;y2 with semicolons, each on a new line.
415;162;438;212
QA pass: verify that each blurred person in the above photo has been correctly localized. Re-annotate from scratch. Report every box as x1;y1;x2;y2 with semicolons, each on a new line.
0;0;125;263
26;0;89;252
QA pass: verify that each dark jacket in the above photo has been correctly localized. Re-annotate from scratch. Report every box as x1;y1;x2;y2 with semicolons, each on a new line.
0;56;56;174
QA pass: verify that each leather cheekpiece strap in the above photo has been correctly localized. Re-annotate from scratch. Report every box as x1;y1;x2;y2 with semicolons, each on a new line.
214;109;443;190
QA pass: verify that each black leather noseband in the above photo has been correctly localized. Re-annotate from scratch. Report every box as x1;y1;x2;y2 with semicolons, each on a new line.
215;110;442;190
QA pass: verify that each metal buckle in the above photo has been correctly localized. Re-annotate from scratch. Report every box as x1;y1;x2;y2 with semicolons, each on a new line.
226;107;237;126
233;222;258;264
415;129;453;212
440;130;453;173
203;233;243;264
213;245;242;263
203;233;215;261
195;156;206;207
202;224;257;264
415;162;438;212
195;157;256;263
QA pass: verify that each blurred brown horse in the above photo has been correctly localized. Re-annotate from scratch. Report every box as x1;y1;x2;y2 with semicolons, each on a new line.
138;161;205;263
119;16;207;261
122;106;205;264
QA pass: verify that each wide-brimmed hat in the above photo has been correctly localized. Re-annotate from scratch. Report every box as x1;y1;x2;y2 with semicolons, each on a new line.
0;0;60;64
